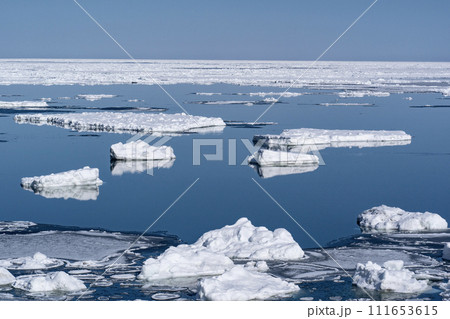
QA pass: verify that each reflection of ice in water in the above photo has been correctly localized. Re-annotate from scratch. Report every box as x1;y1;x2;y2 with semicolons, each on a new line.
22;185;100;201
250;164;319;179
110;159;175;176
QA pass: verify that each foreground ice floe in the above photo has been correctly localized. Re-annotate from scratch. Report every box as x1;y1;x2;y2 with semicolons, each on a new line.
254;128;412;148
0;252;64;270
0;267;15;285
110;141;175;161
110;159;175;176
21;166;102;189
443;243;450;261
198;265;299;301
357;205;448;232
76;94;116;101
13;272;86;292
14;112;226;134
0;100;49;108
248;149;319;167
353;260;428;293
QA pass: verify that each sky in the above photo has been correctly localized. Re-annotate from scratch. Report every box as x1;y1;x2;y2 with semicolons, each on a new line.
0;0;449;61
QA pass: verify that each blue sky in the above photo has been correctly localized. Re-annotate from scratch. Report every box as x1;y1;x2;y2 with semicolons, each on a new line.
0;0;449;61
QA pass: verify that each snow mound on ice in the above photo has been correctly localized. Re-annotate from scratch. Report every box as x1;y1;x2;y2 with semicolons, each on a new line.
76;94;116;101
198;265;299;300
138;245;234;281
0;267;15;285
443;243;450;261
357;205;448;232
254;128;411;147
353;260;428;293
0;252;64;270
13;271;86;292
248;149;319;167
193;218;304;260
110;140;175;161
21;166;103;190
14;112;226;134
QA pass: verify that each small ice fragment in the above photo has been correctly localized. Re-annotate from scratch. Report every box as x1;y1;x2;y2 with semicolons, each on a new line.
0;267;15;285
357;205;448;232
353;260;428;293
110;274;136;280
151;293;180;301
110;140;175;161
13;271;86;292
198;265;299;301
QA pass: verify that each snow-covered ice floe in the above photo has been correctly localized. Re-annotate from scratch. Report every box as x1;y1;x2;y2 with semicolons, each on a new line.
21;167;103;190
198;265;299;301
443;243;450;261
357;205;448;232
110;141;175;161
14;112;226;134
0;267;15;285
0;100;49;109
254;128;412;148
76;94;116;101
250;164;319;179
0;252;64;270
193;218;304;260
13;272;86;292
353;260;428;293
248;149;319;167
110;159;175;176
337;91;390;98
0;221;36;233
139;218;303;281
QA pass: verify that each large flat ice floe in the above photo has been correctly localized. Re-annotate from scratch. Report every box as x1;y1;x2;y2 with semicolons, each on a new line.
138;246;234;281
0;267;15;285
254;128;412;148
353;260;428;293
248;149;319;167
1;60;450;96
110;140;175;161
357;205;448;232
21;167;103;190
14;112;226;134
198;265;299;301
13;271;86;292
193;218;304;260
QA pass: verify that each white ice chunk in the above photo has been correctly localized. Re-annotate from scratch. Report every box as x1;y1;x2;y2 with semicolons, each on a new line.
13;271;86;292
248;149;319;167
0;221;36;232
357;205;448;232
21;166;103;190
245;261;269;272
254;128;412;147
443;243;450;261
14;112;226;134
110;140;175;161
198;265;299;300
76;94;116;101
0;252;64;270
0;267;15;285
193;218;304;260
353;260;428;293
0;100;48;108
138;245;234;281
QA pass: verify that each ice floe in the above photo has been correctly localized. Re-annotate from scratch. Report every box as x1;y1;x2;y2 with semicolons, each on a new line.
357;205;448;232
254;128;412;148
443;243;450;261
0;268;15;285
198;265;299;300
138;246;234;281
193;218;304;260
248;149;319;167
13;272;86;292
318;102;373;106
338;91;390;98
353;260;428;293
15;112;226;134
110;159;175;176
76;94;117;101
0;221;36;233
21;167;103;191
110;140;175;161
0;252;64;270
0;100;49;108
